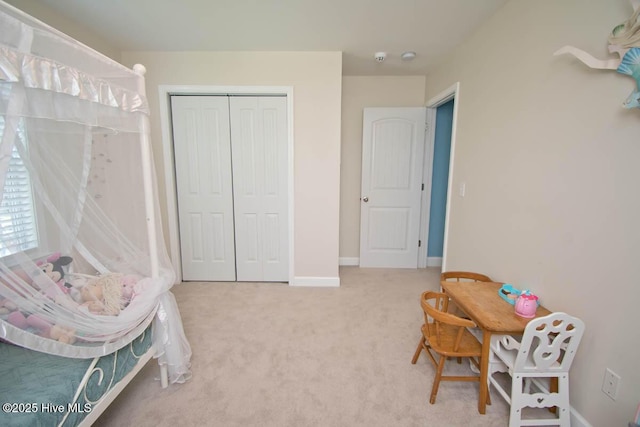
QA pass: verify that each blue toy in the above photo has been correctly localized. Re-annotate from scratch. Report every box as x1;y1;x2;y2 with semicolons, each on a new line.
499;284;540;306
498;283;521;305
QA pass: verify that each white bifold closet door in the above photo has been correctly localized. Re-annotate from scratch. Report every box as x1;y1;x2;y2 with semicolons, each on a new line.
229;97;288;282
171;95;288;282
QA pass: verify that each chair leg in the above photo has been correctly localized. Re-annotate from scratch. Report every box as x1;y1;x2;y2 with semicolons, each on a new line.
509;374;524;427
557;374;571;427
411;337;424;364
429;355;447;404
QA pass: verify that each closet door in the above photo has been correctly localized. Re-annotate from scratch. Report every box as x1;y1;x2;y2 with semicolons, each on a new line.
230;97;288;282
171;96;236;281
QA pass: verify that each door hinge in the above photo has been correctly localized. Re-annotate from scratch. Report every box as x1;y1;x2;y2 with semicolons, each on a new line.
418;240;422;247
421;183;424;191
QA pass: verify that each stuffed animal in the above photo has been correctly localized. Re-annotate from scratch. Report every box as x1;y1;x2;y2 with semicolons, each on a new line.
120;274;141;306
6;311;76;344
65;274;90;303
0;298;17;316
7;312;51;337
7;311;29;329
27;253;74;301
35;253;73;295
50;324;77;344
80;273;124;316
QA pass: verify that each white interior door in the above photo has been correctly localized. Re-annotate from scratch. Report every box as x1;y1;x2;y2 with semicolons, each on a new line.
359;107;426;268
230;96;288;282
171;96;236;281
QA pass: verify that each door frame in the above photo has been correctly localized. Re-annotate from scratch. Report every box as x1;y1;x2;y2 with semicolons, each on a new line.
419;82;460;271
158;85;294;284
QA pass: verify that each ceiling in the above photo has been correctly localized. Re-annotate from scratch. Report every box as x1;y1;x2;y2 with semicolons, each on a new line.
24;0;508;76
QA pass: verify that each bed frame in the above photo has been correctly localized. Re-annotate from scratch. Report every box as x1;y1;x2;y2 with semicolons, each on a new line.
72;346;167;427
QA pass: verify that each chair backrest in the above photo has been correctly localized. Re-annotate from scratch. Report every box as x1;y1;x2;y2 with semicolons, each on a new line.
441;271;492;282
420;290;448;328
514;312;585;373
421;291;476;353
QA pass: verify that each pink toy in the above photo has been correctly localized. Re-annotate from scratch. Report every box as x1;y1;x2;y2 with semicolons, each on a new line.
27;314;52;336
8;312;51;335
6;311;75;343
515;291;539;318
7;311;28;329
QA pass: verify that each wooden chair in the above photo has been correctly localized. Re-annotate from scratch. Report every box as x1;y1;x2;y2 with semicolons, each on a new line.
440;271;491;313
441;271;492;288
488;312;585;427
441;271;492;282
440;271;492;358
411;291;485;405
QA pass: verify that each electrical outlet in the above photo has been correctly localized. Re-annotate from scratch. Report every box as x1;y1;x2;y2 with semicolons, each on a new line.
602;368;621;400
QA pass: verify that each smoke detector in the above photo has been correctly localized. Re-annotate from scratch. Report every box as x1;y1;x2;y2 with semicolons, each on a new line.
401;51;416;61
374;52;387;62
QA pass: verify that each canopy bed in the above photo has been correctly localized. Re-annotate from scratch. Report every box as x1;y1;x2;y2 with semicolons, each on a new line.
0;1;192;425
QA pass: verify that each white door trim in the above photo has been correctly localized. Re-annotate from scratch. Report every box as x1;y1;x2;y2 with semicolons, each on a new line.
158;85;295;284
423;82;460;272
418;107;434;269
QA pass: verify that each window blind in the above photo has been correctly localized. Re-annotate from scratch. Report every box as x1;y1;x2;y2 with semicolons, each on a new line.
0;117;38;257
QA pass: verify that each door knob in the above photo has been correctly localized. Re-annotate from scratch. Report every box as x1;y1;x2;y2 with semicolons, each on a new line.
362;196;369;202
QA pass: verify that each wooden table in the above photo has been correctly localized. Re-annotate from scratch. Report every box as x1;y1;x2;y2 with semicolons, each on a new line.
440;281;552;414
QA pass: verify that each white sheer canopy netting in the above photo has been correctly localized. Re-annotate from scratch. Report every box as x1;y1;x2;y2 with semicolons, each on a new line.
0;1;191;384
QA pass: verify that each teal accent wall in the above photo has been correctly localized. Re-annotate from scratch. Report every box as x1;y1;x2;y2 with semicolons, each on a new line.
427;99;453;258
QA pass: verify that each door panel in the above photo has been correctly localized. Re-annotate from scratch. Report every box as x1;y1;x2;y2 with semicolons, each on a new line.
171;96;236;281
360;107;426;268
368;207;410;249
230;96;288;281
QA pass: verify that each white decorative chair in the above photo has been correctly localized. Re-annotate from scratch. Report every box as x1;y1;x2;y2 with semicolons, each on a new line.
488;312;585;427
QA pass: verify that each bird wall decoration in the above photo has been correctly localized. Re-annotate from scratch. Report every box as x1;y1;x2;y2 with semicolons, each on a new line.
554;0;640;109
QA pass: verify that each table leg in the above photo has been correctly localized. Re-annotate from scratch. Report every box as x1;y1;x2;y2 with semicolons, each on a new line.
478;329;491;414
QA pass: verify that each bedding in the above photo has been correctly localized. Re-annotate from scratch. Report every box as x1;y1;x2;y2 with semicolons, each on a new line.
0;324;153;427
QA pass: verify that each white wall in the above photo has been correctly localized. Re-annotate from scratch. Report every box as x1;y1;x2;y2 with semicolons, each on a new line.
121;51;343;283
340;76;426;262
425;0;640;425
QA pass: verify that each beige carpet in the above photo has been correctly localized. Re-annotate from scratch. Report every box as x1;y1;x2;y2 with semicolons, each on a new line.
93;267;511;426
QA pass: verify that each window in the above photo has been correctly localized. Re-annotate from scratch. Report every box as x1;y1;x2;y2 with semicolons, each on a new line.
0;117;39;257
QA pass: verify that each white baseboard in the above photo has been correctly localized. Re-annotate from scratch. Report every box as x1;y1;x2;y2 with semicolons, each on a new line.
427;257;442;267
290;276;340;287
571;407;592;427
340;257;442;268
